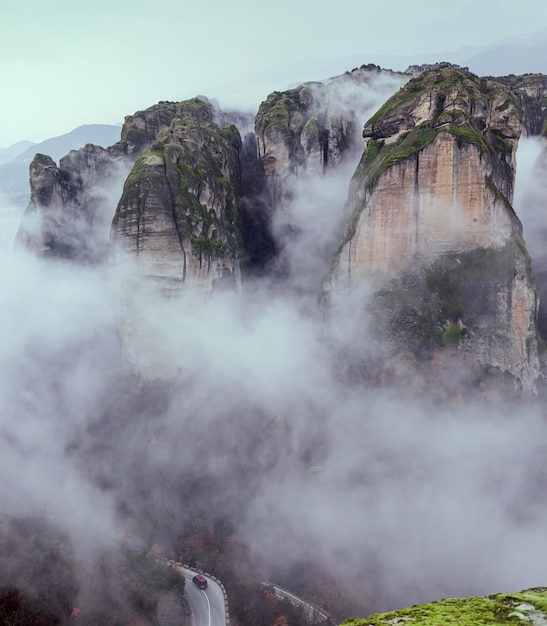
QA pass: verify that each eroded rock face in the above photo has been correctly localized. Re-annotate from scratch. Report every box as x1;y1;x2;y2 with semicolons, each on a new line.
255;65;408;207
495;73;547;137
15;146;128;262
109;98;243;295
15;99;223;262
325;67;541;390
110;99;216;156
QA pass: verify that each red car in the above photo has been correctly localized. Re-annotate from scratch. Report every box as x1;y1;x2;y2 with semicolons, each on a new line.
192;574;208;590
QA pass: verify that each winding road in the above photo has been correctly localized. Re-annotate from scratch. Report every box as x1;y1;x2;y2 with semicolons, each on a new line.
157;557;335;625
175;564;227;626
266;582;333;624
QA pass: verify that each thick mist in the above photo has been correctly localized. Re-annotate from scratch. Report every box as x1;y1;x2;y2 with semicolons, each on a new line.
4;84;547;621
514;136;547;338
270;69;408;296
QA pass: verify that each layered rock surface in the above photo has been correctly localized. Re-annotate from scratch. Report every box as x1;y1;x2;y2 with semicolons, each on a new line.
495;73;547;137
109;97;243;294
325;67;541;390
254;65;408;207
15;145;127;262
15;99;220;262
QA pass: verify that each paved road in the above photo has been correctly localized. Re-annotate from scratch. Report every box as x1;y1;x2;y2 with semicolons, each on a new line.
158;556;333;626
264;581;334;624
177;565;227;626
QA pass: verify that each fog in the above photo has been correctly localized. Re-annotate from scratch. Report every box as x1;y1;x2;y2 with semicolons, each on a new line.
0;193;24;250
514;136;547;337
3;84;547;622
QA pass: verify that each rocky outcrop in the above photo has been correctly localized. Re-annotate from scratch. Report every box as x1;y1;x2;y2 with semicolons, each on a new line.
325;67;541;390
494;73;547;137
110;99;217;157
404;61;470;75
109;97;243;294
255;65;408;207
342;588;547;625
15;145;127;262
15;100;219;261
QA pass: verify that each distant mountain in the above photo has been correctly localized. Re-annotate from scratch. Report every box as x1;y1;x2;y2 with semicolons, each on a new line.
11;124;121;164
0;124;121;209
258;27;547;85
464;40;547;76
0;140;36;165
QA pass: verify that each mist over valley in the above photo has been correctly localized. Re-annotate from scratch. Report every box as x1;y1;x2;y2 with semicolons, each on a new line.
4;53;547;626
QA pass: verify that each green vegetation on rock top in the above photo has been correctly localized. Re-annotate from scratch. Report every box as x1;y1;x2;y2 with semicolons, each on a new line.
117;109;243;263
336;67;521;252
342;588;547;625
366;67;502;129
255;88;305;138
112;97;216;154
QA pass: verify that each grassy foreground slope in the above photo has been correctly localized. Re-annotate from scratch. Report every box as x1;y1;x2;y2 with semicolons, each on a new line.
342;588;547;625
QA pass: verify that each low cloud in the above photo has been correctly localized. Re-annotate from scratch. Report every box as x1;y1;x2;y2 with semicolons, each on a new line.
3;91;547;622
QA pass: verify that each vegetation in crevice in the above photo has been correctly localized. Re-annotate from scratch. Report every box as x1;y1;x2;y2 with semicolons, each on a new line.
115;105;244;271
369;243;537;365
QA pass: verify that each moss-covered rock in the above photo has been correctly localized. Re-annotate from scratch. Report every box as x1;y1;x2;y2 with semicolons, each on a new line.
255;67;408;206
494;73;547;137
15;146;123;262
111;97;216;156
111;101;243;294
342;588;547;625
354;68;522;214
326;67;541;391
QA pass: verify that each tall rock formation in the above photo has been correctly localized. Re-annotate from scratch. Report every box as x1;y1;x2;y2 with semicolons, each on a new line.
325;67;541;390
13;107;168;261
496;73;547;345
495;73;547;137
255;65;408;208
109;97;243;294
16;98;247;295
15;145;127;262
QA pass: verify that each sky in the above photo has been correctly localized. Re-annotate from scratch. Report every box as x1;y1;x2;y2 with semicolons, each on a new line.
1;0;546;147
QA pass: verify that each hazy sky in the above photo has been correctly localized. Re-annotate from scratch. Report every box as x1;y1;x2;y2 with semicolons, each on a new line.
1;0;546;146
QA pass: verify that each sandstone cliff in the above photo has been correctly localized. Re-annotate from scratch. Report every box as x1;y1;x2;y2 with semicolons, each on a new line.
342;588;547;625
495;73;547;137
109;97;243;294
255;65;408;208
325;67;541;390
15;99;218;262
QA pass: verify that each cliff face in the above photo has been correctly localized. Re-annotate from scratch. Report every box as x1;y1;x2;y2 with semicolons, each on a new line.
15;99;218;262
325;67;541;390
15;66;547;386
109;97;243;294
254;65;408;208
15;145;127;262
110;99;217;156
16;99;246;294
495;73;547;137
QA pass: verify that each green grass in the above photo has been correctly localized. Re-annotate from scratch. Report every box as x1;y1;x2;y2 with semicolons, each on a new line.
342;589;547;625
366;67;493;128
